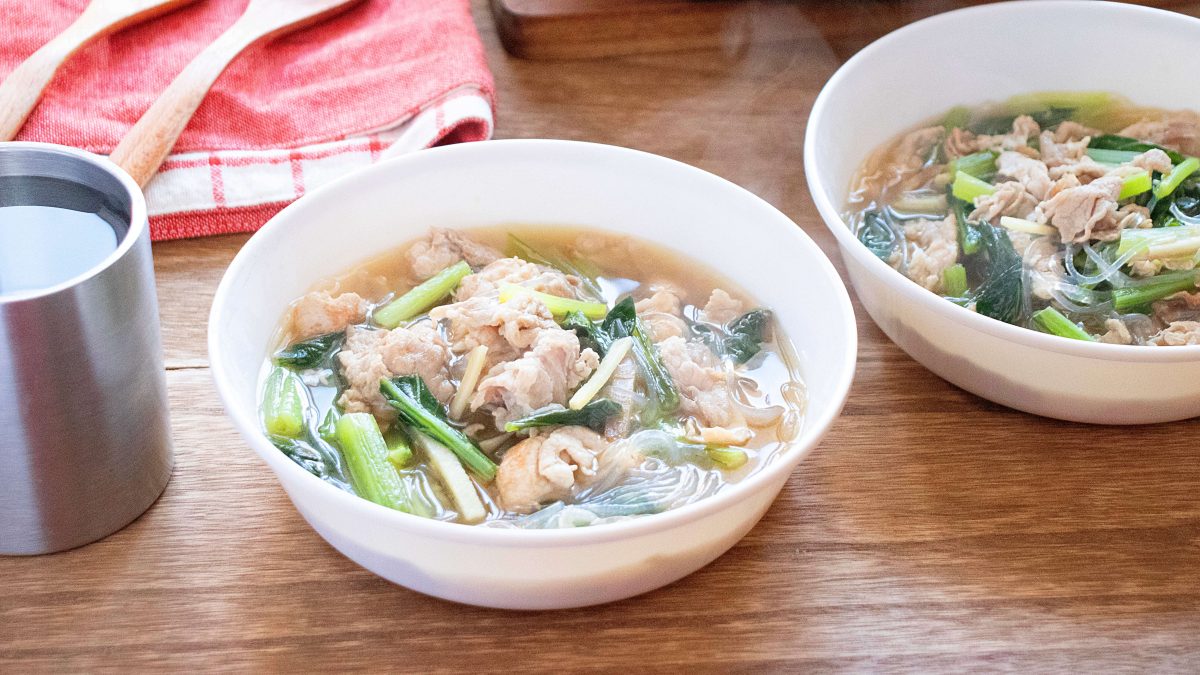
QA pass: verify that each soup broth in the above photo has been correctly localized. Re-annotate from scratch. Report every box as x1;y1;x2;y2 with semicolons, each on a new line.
260;226;805;528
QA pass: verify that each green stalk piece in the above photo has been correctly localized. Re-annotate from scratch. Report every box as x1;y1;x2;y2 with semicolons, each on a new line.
335;413;435;517
262;366;306;438
1155;157;1200;200
951;171;996;203
379;376;498;481
941;264;969;298
374;260;471;328
1113;271;1200;313
499;284;609;320
1031;307;1094;341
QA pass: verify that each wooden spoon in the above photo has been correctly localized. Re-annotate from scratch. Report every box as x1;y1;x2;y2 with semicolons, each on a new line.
0;0;198;142
110;0;363;187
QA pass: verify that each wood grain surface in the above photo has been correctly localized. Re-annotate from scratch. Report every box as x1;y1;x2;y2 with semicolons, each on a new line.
4;1;1200;671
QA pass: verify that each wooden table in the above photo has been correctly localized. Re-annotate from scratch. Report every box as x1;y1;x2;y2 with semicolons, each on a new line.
5;1;1200;670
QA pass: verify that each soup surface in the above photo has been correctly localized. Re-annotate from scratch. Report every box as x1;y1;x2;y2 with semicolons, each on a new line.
260;226;805;528
845;91;1200;346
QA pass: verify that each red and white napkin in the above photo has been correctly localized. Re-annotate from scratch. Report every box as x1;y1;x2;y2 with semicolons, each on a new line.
0;0;495;240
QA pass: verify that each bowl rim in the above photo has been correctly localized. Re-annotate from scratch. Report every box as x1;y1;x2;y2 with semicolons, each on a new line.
209;138;858;547
804;0;1200;364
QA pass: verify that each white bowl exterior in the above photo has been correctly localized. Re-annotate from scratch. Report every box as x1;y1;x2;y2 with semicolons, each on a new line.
210;140;857;608
806;1;1200;424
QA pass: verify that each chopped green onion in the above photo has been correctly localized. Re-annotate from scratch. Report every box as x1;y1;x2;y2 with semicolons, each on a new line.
941;264;968;298
1154;157;1200;200
374;261;471;328
951;171;996;203
335;413;434;517
499;284;608;320
999;216;1057;237
706;446;748;470
262;366;306;438
1119;171;1153;201
1085;148;1141;166
1031;307;1094;341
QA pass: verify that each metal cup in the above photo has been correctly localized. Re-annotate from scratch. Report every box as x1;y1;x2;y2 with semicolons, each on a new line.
0;142;172;555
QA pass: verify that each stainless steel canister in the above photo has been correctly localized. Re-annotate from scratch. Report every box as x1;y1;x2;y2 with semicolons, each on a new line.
0;142;173;555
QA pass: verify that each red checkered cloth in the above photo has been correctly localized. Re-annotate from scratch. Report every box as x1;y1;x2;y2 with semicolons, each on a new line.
0;0;495;241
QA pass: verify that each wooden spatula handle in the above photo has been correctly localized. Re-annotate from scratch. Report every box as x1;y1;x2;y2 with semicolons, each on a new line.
0;14;105;142
108;26;257;188
0;0;195;142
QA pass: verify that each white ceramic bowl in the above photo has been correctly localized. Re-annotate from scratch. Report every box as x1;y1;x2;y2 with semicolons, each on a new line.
805;0;1200;425
209;140;856;609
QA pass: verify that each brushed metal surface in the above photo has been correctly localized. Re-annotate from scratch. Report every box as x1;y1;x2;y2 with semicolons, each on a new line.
0;142;172;555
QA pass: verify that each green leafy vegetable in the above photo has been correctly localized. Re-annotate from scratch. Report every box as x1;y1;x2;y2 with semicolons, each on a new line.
561;309;611;354
507;233;604;299
602;298;680;414
857;210;899;261
504;399;622;433
1088;134;1185;164
722;309;772;364
1031;307;1094;341
379;375;497;481
972;225;1024;324
374;260;471;329
1085;148;1142;166
270;435;351;490
969;107;1073;136
274;331;344;369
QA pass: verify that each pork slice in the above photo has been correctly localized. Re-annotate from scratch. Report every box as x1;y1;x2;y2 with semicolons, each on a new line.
1098;319;1134;345
996;151;1053;200
1149;321;1200;346
495;427;608;513
971;182;1039;224
471;328;600;429
1038;132;1089;170
1048;156;1110;184
902;216;959;293
429;293;557;367
455;257;581;301
657;336;744;428
1036;175;1123;242
635;288;688;342
1130;148;1174;175
1152;292;1200;326
337;323;455;426
1053;121;1100;143
1120;112;1200;156
895;126;943;170
698;289;745;325
406;228;501;280
288;291;368;341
